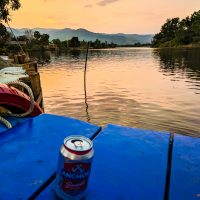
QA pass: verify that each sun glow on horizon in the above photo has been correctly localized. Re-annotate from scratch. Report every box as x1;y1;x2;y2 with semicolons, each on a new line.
8;0;200;34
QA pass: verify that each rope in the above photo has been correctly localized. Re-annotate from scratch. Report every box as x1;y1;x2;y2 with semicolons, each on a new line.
0;116;12;129
0;23;35;128
0;81;35;128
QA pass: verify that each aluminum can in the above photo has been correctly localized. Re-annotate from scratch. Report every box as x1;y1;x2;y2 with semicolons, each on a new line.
55;135;94;200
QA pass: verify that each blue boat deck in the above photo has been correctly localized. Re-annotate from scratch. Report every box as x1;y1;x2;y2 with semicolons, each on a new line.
0;114;200;200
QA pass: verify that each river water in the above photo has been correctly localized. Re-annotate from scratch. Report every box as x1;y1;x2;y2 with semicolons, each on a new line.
37;48;200;137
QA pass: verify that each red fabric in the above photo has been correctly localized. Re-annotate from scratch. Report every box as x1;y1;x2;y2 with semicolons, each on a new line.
0;84;43;116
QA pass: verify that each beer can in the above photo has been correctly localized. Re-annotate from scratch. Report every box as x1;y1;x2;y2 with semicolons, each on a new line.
55;135;94;200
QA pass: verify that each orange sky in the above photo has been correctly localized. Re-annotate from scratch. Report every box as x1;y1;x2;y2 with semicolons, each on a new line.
8;0;200;34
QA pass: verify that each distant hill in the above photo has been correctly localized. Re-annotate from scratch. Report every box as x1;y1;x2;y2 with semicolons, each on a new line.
9;27;154;45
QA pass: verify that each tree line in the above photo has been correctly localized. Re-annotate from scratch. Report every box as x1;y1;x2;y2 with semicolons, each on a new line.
0;0;117;53
152;10;200;47
51;37;117;50
0;29;117;53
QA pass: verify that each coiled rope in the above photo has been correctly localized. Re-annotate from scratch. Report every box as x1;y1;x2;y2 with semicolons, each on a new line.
0;116;12;129
0;81;35;128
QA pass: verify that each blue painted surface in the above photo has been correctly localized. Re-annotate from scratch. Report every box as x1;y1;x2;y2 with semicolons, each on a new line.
0;114;100;200
0;116;30;133
170;134;200;200
37;124;170;200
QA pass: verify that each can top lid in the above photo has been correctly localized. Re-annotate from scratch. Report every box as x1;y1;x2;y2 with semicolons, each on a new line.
64;135;93;152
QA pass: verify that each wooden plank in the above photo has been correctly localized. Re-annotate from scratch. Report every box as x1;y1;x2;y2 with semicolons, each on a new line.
36;124;170;200
169;134;200;200
0;114;100;200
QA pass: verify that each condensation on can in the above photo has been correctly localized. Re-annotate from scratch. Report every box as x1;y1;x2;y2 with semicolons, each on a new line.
55;135;94;200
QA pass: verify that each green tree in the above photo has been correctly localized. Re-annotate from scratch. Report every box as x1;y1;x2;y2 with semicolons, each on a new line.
0;1;20;47
0;23;10;45
80;40;87;48
61;40;68;49
190;11;200;36
152;17;180;46
40;34;49;45
93;39;101;48
162;18;180;38
34;31;41;40
152;10;200;47
68;37;80;47
52;39;61;48
0;0;21;22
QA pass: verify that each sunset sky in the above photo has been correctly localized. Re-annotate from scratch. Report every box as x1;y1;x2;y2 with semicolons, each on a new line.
9;0;200;34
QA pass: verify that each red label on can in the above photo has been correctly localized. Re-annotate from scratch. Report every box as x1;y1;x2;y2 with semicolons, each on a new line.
61;162;91;195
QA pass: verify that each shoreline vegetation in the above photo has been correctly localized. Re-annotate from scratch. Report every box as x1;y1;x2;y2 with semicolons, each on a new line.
0;1;150;55
0;28;151;55
0;1;200;55
151;10;200;48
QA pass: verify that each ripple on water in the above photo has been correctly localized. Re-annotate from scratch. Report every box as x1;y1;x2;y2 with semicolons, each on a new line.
38;48;200;137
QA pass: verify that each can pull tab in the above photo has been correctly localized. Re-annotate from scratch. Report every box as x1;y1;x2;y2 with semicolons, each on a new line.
71;139;83;149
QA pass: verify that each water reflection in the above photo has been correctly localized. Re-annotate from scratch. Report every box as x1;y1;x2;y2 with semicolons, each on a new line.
153;48;200;80
67;50;81;59
29;51;51;63
38;48;200;137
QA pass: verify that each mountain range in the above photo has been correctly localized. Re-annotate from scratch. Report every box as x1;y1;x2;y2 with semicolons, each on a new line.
10;28;154;45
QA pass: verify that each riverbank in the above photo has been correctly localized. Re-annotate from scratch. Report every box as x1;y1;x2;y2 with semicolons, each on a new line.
0;45;149;58
153;42;200;48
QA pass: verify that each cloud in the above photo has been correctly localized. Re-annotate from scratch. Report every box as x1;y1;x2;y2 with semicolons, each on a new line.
97;0;119;6
85;4;93;8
